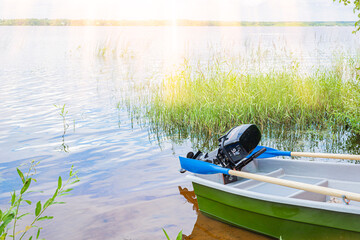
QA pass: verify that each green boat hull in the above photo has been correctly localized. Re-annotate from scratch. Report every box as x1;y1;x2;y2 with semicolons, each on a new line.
193;183;360;240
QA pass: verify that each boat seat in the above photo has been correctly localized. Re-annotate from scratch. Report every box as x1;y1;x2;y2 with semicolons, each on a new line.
288;179;328;202
238;169;328;200
231;168;285;189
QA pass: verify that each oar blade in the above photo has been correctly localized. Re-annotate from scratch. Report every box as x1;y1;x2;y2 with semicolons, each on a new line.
179;157;229;175
247;146;291;159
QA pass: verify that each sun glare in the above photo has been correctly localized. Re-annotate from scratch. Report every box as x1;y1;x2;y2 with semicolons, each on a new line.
241;0;265;7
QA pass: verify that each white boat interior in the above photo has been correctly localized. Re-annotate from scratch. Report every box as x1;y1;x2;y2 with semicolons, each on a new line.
192;158;360;209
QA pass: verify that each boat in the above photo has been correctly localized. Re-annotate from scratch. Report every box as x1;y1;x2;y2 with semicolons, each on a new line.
179;124;360;239
186;158;360;239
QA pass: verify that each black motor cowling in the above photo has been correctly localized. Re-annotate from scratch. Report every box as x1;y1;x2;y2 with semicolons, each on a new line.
217;124;261;167
184;124;262;184
184;124;266;184
188;124;261;169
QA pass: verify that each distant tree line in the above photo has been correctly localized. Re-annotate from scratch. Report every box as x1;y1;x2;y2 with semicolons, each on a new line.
0;18;356;27
0;19;71;26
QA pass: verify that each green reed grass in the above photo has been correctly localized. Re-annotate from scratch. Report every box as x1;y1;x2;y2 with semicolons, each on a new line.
162;228;182;240
126;52;360;149
95;38;135;60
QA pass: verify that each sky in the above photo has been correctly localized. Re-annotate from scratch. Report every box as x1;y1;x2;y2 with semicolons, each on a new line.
0;0;357;21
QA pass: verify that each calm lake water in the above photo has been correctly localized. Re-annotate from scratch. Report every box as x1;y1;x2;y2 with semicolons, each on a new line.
0;26;360;240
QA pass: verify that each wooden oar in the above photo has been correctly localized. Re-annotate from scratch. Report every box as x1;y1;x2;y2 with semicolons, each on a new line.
250;146;360;161
179;156;360;202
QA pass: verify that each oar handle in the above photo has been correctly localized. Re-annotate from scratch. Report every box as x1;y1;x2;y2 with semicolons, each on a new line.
228;170;360;202
291;152;360;161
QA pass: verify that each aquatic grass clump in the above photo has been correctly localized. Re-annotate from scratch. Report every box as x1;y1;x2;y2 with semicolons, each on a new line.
139;54;360;146
95;38;135;60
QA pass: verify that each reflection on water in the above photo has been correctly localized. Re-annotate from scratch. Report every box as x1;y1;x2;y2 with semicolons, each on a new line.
178;186;272;240
140;120;360;158
179;186;199;213
261;125;360;156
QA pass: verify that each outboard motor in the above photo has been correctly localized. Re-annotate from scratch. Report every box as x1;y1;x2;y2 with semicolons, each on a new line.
184;124;264;184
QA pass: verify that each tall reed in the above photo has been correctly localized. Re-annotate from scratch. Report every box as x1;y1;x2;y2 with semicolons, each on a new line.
123;50;360;149
156;58;354;128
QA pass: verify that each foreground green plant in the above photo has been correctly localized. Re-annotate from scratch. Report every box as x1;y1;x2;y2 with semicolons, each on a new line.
0;161;79;240
162;228;182;240
335;0;360;33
